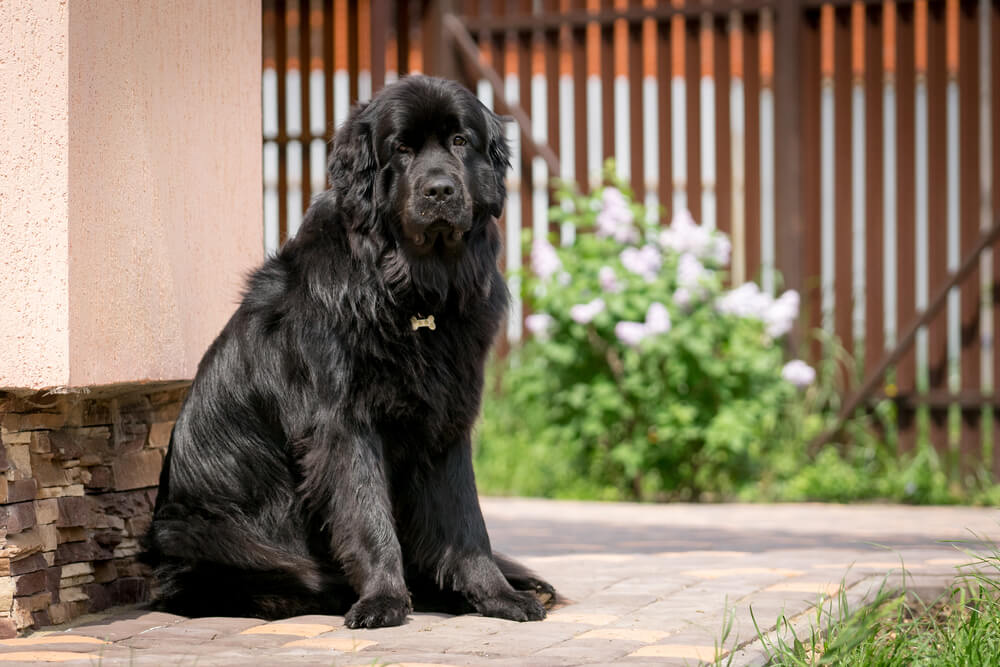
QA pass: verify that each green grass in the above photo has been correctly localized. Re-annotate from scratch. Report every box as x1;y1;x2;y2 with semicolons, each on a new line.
741;548;1000;666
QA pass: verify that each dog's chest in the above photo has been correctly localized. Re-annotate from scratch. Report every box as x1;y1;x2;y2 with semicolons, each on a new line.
367;311;489;433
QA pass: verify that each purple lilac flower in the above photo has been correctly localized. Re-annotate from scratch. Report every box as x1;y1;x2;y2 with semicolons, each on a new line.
782;360;816;388
598;266;623;293
530;238;561;280
715;282;772;319
645;302;671;335
615;321;648;347
595;187;638;244
676;253;707;289
764;290;800;338
716;283;800;340
525;313;555;338
620;245;662;282
673;287;693;308
659;209;713;257
711;235;732;267
569;298;605;324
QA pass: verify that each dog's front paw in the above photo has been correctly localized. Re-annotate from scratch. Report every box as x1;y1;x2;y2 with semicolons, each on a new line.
475;589;547;622
345;593;412;629
507;574;557;608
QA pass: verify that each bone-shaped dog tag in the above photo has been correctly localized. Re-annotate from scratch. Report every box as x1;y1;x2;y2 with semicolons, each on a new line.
411;314;436;331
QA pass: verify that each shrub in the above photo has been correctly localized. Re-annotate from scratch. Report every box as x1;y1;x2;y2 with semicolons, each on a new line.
477;166;818;501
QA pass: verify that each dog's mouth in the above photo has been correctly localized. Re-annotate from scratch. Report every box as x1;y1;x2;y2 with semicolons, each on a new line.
412;220;465;248
404;217;471;255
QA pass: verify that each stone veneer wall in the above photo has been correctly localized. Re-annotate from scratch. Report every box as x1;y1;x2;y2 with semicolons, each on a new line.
0;383;187;636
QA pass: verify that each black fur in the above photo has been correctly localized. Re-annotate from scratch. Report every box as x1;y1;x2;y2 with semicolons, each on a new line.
143;76;555;628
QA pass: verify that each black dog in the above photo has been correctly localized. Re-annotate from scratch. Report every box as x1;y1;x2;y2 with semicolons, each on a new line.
143;76;555;629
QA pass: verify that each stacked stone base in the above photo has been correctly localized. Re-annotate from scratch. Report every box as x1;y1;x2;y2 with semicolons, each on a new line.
0;383;188;636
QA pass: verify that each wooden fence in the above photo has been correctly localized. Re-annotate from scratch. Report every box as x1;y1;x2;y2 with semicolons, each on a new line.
263;0;1000;477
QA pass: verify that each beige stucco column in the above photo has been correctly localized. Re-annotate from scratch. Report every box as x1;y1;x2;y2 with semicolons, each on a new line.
0;0;262;390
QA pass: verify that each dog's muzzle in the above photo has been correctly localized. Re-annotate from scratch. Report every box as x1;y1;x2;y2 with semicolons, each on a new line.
408;175;471;248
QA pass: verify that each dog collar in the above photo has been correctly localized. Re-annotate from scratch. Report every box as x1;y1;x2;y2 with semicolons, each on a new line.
411;314;436;331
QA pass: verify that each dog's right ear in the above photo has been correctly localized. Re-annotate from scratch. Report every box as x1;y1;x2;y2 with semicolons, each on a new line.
482;106;511;219
328;102;377;227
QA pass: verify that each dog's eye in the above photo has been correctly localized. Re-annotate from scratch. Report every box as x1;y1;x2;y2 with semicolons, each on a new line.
452;135;467;146
396;143;412;154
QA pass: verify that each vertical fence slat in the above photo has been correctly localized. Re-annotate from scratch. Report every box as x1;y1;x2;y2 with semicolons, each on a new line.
834;5;855;372
658;12;673;217
572;0;589;189
699;5;715;229
865;3;885;379
370;0;386;92
671;0;687;214
927;0;950;456
686;13;702;223
728;10;746;279
395;0;410;77
802;7;823;361
715;15;731;240
601;0;616;172
347;0;359;100
299;0;312;212
545;2;561;237
896;1;917;453
642;0;660;219
276;0;289;245
322;0;334;140
991;0;1000;477
744;13;762;283
628;0;645;201
959;0;982;474
518;0;533;248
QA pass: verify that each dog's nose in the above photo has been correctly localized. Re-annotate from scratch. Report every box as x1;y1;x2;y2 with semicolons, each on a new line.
423;177;456;203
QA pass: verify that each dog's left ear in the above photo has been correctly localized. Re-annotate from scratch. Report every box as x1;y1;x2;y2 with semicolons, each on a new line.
328;102;377;227
483;105;511;219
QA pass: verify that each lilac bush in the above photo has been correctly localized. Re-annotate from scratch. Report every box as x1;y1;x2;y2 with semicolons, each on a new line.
489;167;818;500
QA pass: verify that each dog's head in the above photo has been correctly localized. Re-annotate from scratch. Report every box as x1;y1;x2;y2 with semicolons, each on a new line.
329;76;510;263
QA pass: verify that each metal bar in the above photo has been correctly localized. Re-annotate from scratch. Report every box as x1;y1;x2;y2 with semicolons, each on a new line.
872;390;1000;408
444;12;563;176
814;217;1000;449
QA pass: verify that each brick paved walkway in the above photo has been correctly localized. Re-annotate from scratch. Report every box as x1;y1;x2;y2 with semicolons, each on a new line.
2;499;998;666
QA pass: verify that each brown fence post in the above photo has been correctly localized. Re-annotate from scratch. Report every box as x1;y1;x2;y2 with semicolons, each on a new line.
425;0;458;80
774;0;803;348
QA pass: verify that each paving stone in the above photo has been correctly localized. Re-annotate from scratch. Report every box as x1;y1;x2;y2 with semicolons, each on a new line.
532;638;640;662
240;622;338;637
282;636;378;651
0;650;93;662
